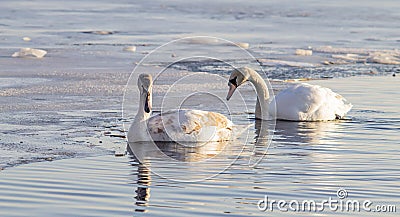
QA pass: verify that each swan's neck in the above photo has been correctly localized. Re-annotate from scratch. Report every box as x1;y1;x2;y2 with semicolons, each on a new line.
249;70;270;120
129;93;151;141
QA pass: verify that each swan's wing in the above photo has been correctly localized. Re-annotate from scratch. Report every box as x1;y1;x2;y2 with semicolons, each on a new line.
270;84;312;120
147;109;233;142
272;83;352;121
301;84;352;120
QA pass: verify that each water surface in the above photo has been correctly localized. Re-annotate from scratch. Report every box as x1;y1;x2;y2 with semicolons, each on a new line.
1;76;398;216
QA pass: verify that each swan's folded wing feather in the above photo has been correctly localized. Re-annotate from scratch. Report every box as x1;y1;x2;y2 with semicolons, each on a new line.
273;83;352;121
147;109;233;142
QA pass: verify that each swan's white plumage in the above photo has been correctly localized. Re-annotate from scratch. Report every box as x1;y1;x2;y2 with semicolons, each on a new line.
269;83;353;121
147;109;233;142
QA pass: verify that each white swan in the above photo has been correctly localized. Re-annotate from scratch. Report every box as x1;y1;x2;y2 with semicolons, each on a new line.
128;74;234;143
226;67;352;121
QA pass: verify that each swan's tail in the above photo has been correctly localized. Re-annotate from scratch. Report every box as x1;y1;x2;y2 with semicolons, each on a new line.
232;123;253;139
336;97;353;119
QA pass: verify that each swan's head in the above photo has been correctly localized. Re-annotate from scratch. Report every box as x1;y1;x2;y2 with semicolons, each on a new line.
138;74;153;113
226;67;253;100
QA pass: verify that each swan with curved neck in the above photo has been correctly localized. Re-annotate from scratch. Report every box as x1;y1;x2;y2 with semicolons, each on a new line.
128;74;235;143
226;67;352;121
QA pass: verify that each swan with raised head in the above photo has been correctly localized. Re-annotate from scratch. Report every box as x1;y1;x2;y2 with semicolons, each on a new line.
226;67;352;121
128;74;234;143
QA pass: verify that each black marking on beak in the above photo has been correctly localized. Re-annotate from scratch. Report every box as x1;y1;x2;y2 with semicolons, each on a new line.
229;76;238;87
142;86;151;113
226;77;238;101
144;92;151;113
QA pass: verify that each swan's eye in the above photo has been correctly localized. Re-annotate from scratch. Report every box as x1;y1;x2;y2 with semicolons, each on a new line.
229;77;238;87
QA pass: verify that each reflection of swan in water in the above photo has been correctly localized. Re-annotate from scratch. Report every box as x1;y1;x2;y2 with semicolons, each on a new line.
127;145;151;213
127;139;229;163
273;120;339;145
226;67;352;121
153;140;229;162
249;119;339;163
128;74;234;143
134;163;151;213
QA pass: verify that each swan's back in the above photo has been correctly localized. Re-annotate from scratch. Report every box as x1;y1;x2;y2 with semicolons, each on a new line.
147;109;233;142
270;83;352;121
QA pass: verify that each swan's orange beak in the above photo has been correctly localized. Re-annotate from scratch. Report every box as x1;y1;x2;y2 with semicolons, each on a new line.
226;82;237;101
144;91;151;113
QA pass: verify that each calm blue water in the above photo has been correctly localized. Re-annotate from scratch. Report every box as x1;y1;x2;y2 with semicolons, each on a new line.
0;0;399;216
